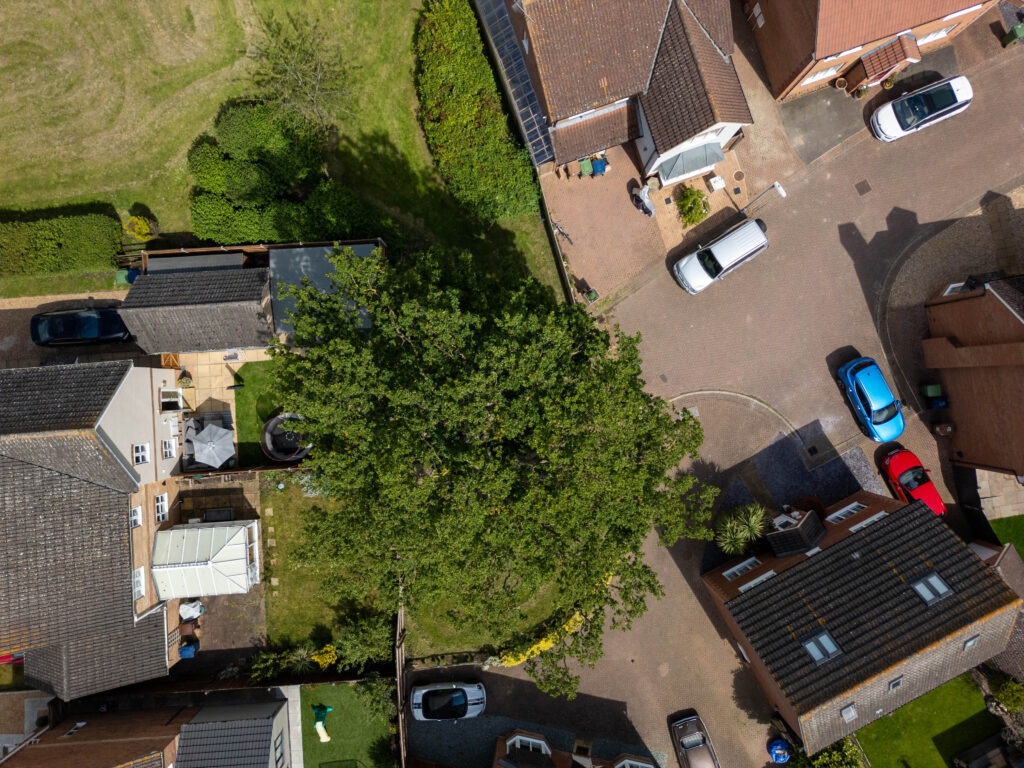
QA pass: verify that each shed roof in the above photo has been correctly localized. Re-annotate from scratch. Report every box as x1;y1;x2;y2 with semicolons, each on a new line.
728;502;1020;712
177;702;284;768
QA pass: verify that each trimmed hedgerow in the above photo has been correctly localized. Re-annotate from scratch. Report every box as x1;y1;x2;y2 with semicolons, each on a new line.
414;0;538;224
0;212;121;276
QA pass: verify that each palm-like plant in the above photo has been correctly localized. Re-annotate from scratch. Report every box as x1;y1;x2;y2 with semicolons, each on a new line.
715;503;769;555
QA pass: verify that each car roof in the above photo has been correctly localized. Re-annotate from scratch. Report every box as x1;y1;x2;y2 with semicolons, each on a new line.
901;75;972;103
851;360;895;408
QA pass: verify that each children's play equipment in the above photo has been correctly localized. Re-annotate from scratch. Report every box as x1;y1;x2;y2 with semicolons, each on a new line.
312;704;333;743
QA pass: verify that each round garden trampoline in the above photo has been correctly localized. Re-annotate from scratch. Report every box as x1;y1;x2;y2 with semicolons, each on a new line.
260;413;312;463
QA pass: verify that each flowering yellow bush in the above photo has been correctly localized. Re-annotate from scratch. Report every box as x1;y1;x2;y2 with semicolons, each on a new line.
500;612;584;666
311;643;338;670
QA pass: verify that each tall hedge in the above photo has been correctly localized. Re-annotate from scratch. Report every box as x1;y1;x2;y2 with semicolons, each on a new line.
415;0;538;224
0;213;121;276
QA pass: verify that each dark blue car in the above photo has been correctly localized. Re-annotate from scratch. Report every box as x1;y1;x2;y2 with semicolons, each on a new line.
837;356;904;442
30;307;131;347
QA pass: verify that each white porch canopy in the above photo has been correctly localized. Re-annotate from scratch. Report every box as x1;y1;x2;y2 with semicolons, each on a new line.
151;521;260;600
657;142;725;185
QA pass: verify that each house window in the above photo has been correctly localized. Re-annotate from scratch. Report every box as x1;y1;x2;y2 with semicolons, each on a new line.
62;722;87;736
724;557;761;581
162;439;177;460
850;511;889;532
522;34;529;54
840;704;858;723
274;732;286;768
824;45;863;61
507;735;551;755
964;634;981;651
129;506;143;529
155;493;169;523
826;501;866;524
132;567;146;600
803;630;842;664
944;4;981;20
615;761;654;768
133;443;151;465
801;64;842;86
738;570;776;593
943;281;967;295
888;676;904;691
919;25;957;45
911;573;952;605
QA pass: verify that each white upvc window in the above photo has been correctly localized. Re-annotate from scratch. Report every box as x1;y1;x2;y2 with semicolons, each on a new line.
826;501;866;524
155;493;169;523
840;703;858;723
738;570;776;593
133;443;151;465
850;512;889;532
724;557;761;581
506;735;551;755
162;439;177;460
129;506;143;529
919;25;957;45
963;634;981;651
801;64;842;86
824;45;862;61
132;567;146;600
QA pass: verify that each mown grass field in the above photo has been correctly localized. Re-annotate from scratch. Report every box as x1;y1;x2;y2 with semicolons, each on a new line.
0;0;560;293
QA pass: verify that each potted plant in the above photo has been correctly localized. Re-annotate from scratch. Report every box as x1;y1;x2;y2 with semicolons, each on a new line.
852;85;868;99
676;185;710;227
833;76;848;90
882;77;895;90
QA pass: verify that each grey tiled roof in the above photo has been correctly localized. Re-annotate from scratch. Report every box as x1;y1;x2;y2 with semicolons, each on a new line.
989;276;1024;324
177;711;277;768
641;0;751;153
0;453;166;700
0;361;130;435
120;270;273;354
0;433;137;494
728;502;1019;712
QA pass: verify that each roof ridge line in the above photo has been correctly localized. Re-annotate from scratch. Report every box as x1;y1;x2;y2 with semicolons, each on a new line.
644;0;676;96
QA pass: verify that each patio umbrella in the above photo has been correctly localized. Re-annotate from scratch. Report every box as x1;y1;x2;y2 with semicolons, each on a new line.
192;423;235;468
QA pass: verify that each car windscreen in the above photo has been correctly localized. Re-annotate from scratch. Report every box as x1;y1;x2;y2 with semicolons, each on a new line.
871;402;899;425
898;466;929;491
893;84;956;130
423;689;468;719
696;248;723;279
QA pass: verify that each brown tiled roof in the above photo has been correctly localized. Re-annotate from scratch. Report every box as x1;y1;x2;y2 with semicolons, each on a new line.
684;0;735;54
549;101;639;163
816;0;986;57
522;0;666;121
860;34;921;80
640;1;752;153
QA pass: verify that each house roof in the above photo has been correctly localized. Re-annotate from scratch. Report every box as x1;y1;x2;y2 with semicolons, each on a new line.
728;502;1020;713
548;101;639;164
860;34;921;80
0;361;130;435
0;454;167;700
120;269;273;354
988;276;1024;324
522;0;667;121
640;0;752;153
815;0;984;57
177;702;283;768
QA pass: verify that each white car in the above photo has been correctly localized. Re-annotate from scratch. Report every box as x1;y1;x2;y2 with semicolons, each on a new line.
409;682;486;721
672;218;768;295
870;76;973;142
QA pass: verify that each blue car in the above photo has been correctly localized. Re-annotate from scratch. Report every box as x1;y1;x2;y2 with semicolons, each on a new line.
837;357;904;442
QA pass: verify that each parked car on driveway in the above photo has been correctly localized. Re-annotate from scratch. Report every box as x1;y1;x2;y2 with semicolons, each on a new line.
837;356;905;442
409;682;486;721
30;307;131;347
670;710;719;768
870;76;973;142
671;218;768;295
881;447;946;515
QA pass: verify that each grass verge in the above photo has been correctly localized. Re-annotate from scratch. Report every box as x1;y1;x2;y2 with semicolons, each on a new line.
0;272;124;299
261;472;340;647
300;682;397;768
857;673;1001;768
991;515;1024;560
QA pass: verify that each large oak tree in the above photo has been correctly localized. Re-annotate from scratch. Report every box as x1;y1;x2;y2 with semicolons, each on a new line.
272;247;715;695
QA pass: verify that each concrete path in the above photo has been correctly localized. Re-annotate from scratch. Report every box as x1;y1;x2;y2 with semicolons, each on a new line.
280;684;305;768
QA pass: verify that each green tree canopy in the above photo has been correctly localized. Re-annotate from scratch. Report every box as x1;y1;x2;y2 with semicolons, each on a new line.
272;248;715;695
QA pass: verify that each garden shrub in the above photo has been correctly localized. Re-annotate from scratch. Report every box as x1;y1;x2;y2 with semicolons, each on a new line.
994;674;1024;713
0;212;121;276
415;0;538;224
187;137;229;194
676;185;710;226
123;215;154;242
333;613;393;674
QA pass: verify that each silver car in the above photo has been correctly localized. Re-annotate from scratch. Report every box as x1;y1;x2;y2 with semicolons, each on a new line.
409;682;486;721
670;710;719;768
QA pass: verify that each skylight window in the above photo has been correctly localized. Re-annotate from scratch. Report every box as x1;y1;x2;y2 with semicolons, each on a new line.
912;573;952;605
803;630;842;664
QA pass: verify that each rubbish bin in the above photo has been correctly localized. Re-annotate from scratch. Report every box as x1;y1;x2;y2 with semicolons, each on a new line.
1002;22;1024;47
920;382;942;398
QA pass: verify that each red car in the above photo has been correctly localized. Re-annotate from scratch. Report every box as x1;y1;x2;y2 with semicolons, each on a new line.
881;448;946;516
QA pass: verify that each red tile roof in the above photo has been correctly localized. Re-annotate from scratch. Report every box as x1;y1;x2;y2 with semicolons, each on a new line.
549;101;639;163
860;34;922;80
815;0;987;56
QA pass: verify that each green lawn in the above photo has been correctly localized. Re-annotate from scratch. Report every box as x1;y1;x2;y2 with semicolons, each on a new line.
858;673;1002;768
233;361;279;467
300;683;397;768
0;663;24;690
991;515;1024;560
0;271;125;299
262;472;343;647
0;0;561;295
